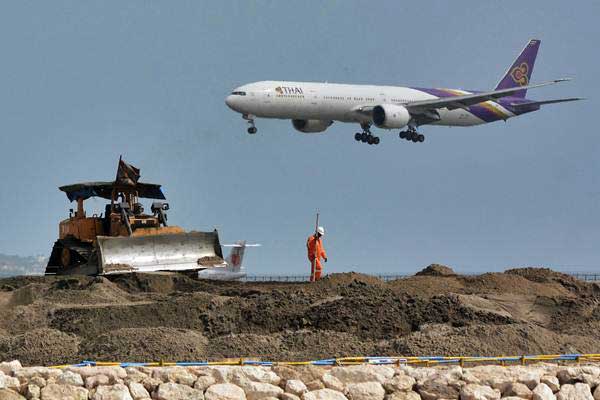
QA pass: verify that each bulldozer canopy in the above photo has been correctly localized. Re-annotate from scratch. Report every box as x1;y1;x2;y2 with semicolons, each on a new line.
59;181;166;202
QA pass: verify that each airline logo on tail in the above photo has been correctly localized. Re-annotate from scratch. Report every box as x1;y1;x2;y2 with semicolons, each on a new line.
511;63;529;86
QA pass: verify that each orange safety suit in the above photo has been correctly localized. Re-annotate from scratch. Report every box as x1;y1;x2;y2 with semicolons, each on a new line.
307;234;327;282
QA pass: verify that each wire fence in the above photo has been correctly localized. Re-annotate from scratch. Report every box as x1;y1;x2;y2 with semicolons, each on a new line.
243;272;600;282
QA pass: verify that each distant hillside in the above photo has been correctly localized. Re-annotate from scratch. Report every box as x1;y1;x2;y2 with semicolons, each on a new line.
0;254;47;277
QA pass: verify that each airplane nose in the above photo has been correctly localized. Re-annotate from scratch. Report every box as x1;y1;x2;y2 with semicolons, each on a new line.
225;95;234;108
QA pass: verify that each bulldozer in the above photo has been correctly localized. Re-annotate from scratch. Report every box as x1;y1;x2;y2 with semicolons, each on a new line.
45;160;225;275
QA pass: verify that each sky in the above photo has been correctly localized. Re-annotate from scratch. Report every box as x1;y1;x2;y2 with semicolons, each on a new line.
0;1;598;275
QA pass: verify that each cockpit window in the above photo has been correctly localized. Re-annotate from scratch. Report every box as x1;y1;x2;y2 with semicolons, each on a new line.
231;91;246;96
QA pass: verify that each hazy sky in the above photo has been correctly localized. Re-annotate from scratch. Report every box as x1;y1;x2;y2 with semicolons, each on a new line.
0;1;597;274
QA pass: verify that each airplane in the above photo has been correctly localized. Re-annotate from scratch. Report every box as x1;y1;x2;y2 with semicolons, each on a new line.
225;39;581;145
196;241;259;281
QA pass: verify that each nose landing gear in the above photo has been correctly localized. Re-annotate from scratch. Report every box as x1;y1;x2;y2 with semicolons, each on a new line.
354;123;380;145
243;114;257;134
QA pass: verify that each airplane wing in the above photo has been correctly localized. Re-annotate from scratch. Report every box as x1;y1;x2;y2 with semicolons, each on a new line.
406;79;572;113
508;97;583;110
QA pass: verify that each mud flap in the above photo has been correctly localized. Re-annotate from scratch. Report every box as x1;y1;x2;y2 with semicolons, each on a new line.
96;231;226;274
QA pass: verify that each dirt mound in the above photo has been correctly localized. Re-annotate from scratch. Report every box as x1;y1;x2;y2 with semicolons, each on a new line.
416;264;456;276
0;268;599;365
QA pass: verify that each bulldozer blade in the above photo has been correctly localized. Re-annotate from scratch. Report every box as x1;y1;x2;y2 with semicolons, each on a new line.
96;231;226;274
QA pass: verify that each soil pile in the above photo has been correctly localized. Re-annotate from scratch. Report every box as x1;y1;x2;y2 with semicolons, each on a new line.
1;268;599;365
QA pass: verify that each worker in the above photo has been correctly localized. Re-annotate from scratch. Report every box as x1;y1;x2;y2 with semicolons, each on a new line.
307;226;327;282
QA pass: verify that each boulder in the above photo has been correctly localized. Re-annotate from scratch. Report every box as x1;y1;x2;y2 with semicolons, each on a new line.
0;361;23;376
238;381;283;400
594;385;600;400
345;381;385;400
541;376;560;393
92;384;134;400
67;367;126;382
86;375;111;390
26;384;41;400
155;382;204;400
281;394;301;400
459;383;501;400
140;377;161;393
15;368;62;383
330;366;394;385
127;382;150;400
557;368;584;385
229;367;281;387
384;375;416;393
306;380;326;391
503;382;532;398
533;383;556;400
303;388;349;400
40;383;88;400
556;383;593;400
272;367;303;383
322;374;344;392
57;371;84;387
123;369;147;384
384;392;421;400
417;379;460;400
286;380;308;396
152;367;196;386
0;388;25;400
519;373;542;390
194;375;217;391
30;377;46;388
205;383;246;400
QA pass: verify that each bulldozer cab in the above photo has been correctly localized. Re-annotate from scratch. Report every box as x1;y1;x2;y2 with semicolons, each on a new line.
46;180;225;275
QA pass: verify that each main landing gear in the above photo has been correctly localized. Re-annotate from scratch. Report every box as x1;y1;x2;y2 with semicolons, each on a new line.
243;114;257;134
399;128;425;143
354;123;380;145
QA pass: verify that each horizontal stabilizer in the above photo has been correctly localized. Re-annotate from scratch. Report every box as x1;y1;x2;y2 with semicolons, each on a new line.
510;97;584;109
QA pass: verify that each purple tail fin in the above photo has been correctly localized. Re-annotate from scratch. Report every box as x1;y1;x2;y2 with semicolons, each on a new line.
495;39;541;98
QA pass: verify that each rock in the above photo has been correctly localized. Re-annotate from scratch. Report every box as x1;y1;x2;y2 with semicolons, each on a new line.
141;377;161;393
238;381;283;400
330;366;395;385
92;384;133;400
556;383;593;400
40;383;88;400
204;383;246;400
306;380;326;391
281;394;301;400
86;375;111;390
57;371;84;387
384;374;416;393
0;361;23;376
123;369;147;384
152;367;196;386
0;388;25;400
155;382;204;400
286;380;308;396
557;368;583;385
206;366;233;383
194;375;217;391
503;382;532;398
67;367;126;382
127;382;149;400
533;383;556;400
384;392;421;400
519;373;542;390
273;367;303;383
15;368;61;383
303;388;349;400
26;384;41;400
29;377;45;389
594;385;600;400
415;263;455;276
541;376;560;393
417;379;460;400
345;381;385;400
0;373;20;391
322;374;345;392
229;367;281;387
459;383;501;400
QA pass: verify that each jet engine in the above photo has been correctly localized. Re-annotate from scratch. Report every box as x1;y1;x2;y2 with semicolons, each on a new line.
292;119;333;133
372;104;411;129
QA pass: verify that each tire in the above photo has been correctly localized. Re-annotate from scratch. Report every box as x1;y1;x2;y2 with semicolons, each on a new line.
361;132;368;142
354;133;361;141
399;131;406;139
418;134;425;142
367;136;374;145
247;127;257;134
373;137;380;145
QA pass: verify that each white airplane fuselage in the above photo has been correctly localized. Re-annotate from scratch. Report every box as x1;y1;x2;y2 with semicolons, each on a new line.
226;80;493;127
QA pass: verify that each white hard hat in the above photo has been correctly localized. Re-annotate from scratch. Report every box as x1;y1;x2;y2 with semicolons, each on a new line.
317;226;325;236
